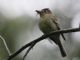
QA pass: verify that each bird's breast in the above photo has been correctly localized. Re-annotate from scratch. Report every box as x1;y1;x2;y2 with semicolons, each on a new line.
39;20;53;34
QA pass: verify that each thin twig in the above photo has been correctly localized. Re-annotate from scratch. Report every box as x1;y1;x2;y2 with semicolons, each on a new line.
23;43;36;60
0;35;11;56
7;27;80;60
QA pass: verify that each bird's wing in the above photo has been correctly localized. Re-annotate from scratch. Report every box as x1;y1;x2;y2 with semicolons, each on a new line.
47;17;66;41
53;20;66;41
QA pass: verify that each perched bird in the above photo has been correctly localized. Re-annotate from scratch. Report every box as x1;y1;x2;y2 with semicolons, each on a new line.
36;8;66;57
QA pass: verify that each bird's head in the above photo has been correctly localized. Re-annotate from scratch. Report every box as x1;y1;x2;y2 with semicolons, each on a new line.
36;8;52;17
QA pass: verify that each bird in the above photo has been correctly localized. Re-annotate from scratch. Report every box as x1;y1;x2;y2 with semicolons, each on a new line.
36;8;66;57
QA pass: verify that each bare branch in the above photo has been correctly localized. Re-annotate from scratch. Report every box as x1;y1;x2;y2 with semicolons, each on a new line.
7;27;80;60
23;43;36;60
0;35;11;56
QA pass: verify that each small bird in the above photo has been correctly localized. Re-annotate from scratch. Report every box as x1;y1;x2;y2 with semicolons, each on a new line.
36;8;66;57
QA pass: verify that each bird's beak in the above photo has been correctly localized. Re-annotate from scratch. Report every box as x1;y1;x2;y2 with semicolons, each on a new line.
36;10;41;14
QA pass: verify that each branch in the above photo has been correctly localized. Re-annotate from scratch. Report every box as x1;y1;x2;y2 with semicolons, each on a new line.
23;42;36;60
0;35;11;56
7;27;80;60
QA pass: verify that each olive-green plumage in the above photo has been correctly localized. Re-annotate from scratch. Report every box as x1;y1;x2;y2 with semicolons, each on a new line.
36;8;66;57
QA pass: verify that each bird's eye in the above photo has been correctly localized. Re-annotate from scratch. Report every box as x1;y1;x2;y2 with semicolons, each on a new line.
43;10;47;13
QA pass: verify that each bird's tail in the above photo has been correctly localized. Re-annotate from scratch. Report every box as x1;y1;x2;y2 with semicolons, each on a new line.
58;42;66;57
